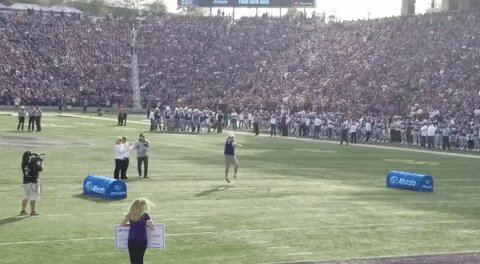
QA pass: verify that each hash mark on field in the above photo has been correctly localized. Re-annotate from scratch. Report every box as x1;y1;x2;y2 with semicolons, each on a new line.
41;214;74;217
193;226;215;229
176;221;199;225
247;241;269;244
268;246;290;249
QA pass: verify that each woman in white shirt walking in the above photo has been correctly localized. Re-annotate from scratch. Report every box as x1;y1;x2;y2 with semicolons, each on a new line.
114;137;129;180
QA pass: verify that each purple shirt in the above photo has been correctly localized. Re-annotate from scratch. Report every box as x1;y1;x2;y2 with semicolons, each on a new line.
128;213;151;241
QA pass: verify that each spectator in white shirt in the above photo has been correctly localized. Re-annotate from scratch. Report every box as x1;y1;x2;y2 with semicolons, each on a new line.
349;121;358;143
270;113;277;137
313;116;322;139
365;121;372;142
427;121;436;149
420;122;428;148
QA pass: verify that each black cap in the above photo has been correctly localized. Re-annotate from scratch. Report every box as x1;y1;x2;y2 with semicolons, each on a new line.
139;134;144;137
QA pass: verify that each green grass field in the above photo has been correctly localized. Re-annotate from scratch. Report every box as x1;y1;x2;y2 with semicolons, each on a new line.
0;112;479;264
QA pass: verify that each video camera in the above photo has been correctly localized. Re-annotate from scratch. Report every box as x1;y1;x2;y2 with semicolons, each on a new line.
29;153;45;162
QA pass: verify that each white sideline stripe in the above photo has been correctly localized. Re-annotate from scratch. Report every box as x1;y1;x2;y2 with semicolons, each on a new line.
263;249;480;264
287;252;313;256
0;237;112;245
2;219;480;246
226;130;480;159
60;114;149;125
268;246;290;249
247;241;269;244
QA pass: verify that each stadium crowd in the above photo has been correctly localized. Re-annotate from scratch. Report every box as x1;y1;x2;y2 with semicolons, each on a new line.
0;13;131;107
1;10;480;150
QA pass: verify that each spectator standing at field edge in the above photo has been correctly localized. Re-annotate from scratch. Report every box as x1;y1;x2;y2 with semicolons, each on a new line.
121;198;156;264
134;134;150;178
17;106;26;131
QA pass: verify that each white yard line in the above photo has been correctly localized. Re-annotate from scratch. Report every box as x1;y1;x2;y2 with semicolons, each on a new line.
247;241;270;244
268;246;291;249
1;219;480;246
287;252;313;256
263;249;480;264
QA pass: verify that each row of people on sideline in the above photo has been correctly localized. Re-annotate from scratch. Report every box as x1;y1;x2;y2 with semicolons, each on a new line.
145;106;480;152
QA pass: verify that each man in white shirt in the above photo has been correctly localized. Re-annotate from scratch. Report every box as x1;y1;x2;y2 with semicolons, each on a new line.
238;112;245;129
230;110;238;130
427;121;436;149
340;119;350;145
349;120;358;143
420;122;428;148
365;120;372;142
313;116;321;139
270;113;277;137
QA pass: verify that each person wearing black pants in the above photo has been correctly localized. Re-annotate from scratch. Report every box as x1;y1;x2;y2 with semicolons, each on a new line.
121;198;155;264
134;134;149;178
216;111;223;134
340;120;349;145
28;106;36;132
281;115;288;137
114;137;128;180
18;106;26;131
121;137;132;180
35;106;42;132
253;114;260;136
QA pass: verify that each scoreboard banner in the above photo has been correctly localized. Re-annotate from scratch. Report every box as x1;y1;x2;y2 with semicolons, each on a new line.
178;0;315;8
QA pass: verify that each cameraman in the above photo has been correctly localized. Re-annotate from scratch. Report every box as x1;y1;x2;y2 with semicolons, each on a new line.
134;134;150;178
20;151;44;216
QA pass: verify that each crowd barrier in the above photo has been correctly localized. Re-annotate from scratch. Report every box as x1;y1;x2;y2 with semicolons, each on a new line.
387;170;434;192
83;174;127;199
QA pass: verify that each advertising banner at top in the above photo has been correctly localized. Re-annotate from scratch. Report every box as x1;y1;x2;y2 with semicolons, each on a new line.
178;0;315;8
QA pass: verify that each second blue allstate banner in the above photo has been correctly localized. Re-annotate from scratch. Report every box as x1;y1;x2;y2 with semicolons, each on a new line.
387;170;434;192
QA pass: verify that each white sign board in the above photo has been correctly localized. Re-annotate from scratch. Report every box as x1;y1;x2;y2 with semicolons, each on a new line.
115;224;165;250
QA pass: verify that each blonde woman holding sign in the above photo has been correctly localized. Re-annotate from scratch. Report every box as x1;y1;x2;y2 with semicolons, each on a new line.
121;198;155;264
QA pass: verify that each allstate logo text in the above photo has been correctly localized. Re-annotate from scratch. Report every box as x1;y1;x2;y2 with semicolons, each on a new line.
397;178;417;186
92;185;106;194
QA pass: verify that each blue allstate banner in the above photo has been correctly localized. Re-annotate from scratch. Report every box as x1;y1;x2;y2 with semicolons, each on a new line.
387;170;434;192
83;174;127;199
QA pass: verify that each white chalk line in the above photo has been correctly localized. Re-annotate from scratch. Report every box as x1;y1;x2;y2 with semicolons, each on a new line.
287;252;313;256
268;246;291;249
8;199;479;218
247;241;270;244
1;219;480;246
262;249;480;264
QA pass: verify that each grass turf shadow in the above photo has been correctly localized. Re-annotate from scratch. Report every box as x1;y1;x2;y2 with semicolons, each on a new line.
72;193;126;203
194;185;232;197
0;216;28;226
